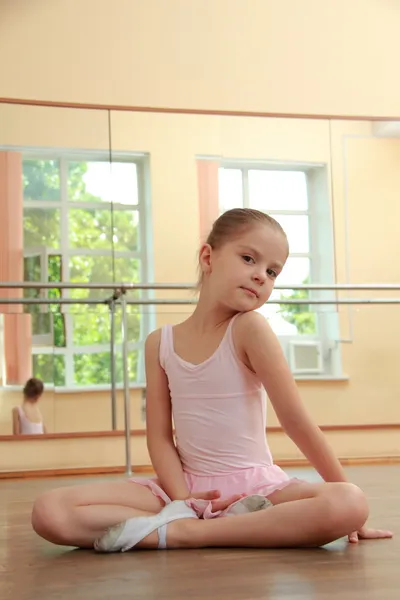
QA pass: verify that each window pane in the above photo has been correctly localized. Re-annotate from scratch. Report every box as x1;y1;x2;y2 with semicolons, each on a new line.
257;258;316;335
23;254;62;285
29;312;65;348
32;354;65;386
278;291;317;335
248;170;308;211
47;256;63;335
74;352;112;385
24;255;41;282
116;308;142;344
69;208;139;252
31;313;51;337
72;312;111;346
69;256;140;300
113;209;139;252
68;161;139;205
261;305;317;336
24;208;61;249
69;256;139;284
23;256;42;305
23;255;63;329
74;350;138;385
277;257;310;286
52;312;66;347
23;159;60;201
117;350;139;383
219;168;243;212
71;306;141;347
273;215;310;253
48;254;62;282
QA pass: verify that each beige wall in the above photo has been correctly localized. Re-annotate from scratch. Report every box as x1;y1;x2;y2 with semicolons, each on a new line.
1;104;400;471
0;103;331;299
0;434;151;473
329;121;400;426
0;0;400;117
1;0;400;474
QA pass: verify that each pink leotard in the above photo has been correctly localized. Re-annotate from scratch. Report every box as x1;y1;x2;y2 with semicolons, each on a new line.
132;314;297;517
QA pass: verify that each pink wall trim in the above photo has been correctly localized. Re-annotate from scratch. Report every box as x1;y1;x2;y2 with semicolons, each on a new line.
4;313;32;384
0;152;32;384
196;160;220;242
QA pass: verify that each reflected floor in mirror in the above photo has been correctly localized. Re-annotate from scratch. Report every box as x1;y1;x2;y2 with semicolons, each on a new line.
1;465;398;600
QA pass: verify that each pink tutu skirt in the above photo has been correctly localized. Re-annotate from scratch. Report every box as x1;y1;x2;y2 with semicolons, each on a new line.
131;465;302;519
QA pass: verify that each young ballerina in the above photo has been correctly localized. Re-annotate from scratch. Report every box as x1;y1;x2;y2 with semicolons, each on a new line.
31;208;392;551
13;377;46;435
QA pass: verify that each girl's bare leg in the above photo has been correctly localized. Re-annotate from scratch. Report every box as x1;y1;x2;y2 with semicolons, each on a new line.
148;482;369;550
33;479;369;551
31;481;164;548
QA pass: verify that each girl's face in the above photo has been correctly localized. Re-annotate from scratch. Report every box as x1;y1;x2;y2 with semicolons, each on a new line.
200;224;289;312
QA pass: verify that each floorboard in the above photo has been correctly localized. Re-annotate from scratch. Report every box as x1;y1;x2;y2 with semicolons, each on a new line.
1;466;398;599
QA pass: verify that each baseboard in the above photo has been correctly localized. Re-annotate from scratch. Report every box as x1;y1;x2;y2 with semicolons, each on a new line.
1;456;400;480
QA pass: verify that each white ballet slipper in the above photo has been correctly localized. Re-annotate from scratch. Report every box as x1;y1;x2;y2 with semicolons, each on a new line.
222;494;272;517
94;500;198;553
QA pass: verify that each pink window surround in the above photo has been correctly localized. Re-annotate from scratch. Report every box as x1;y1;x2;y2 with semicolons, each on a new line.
196;160;220;243
0;152;32;384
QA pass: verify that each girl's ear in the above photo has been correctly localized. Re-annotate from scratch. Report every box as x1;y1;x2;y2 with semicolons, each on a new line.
198;243;213;275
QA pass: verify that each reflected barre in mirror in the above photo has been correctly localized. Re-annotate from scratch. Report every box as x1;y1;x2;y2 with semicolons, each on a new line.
0;100;400;481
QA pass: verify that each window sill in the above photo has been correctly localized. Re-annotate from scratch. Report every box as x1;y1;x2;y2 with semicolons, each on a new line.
0;383;146;394
294;375;349;382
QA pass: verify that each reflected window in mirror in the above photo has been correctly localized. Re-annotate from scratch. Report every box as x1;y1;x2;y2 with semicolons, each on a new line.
20;152;151;390
219;163;339;379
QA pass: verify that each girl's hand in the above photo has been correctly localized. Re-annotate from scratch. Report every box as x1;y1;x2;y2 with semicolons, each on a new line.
348;526;393;543
190;490;245;512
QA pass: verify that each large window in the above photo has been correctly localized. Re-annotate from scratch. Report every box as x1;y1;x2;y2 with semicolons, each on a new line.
23;153;151;389
219;163;341;378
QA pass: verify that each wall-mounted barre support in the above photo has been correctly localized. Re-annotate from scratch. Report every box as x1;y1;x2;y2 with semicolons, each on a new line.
1;297;400;306
2;282;400;292
120;292;132;477
2;287;400;475
104;291;122;432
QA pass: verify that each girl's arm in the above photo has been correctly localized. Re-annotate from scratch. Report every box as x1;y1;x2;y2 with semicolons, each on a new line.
12;408;21;435
239;312;348;483
144;329;191;500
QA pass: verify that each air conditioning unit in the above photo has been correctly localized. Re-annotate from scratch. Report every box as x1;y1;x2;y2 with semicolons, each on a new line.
289;340;323;375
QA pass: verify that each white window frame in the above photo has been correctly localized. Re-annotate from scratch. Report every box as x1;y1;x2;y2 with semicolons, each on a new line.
20;148;153;390
219;160;343;379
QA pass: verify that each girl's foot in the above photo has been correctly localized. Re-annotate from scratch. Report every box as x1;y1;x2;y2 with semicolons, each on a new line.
223;494;272;516
94;501;198;553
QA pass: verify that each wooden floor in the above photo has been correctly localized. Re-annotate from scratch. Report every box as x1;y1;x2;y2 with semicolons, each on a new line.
0;466;399;600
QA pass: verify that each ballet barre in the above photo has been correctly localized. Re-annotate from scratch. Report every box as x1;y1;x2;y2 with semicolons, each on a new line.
1;283;400;476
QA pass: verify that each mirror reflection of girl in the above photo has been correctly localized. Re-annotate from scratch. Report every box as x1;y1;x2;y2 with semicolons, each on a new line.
12;377;46;435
